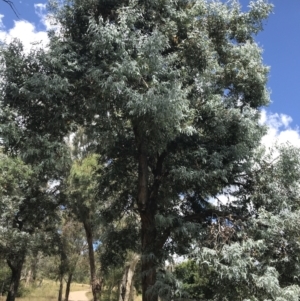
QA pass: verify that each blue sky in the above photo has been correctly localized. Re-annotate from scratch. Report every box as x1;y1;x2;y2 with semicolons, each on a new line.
0;0;48;31
1;0;300;145
239;0;300;128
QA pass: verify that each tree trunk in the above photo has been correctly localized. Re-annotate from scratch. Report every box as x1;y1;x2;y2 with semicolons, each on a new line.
6;257;25;301
58;274;64;301
134;133;159;301
140;213;158;301
64;273;73;301
118;253;140;301
129;283;136;301
83;221;99;301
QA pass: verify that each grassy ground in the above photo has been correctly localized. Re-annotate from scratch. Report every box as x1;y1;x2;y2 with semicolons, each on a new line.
85;291;93;301
0;281;143;301
85;290;142;301
0;280;90;301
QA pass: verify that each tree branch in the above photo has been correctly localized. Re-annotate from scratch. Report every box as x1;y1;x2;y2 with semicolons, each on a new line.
2;0;19;18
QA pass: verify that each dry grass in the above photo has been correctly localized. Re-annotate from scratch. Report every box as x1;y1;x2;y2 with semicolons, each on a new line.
69;282;90;292
134;294;142;301
1;281;141;301
0;280;90;301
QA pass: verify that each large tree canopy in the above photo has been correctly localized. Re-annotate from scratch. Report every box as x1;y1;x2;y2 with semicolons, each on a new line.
0;1;274;301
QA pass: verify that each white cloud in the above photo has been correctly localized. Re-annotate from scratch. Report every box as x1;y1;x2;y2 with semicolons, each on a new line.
34;3;47;17
0;3;60;53
0;19;48;52
0;15;5;29
260;109;300;148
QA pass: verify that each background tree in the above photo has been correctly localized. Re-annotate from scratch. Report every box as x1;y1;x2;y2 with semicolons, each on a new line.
66;132;102;301
61;218;87;301
118;253;140;301
98;198;140;301
0;151;64;301
0;81;70;301
0;153;35;301
174;260;213;300
189;145;300;300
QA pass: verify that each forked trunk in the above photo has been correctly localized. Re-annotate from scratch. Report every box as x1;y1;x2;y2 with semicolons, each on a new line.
64;273;73;301
83;221;100;301
58;274;64;301
6;257;24;301
118;253;140;301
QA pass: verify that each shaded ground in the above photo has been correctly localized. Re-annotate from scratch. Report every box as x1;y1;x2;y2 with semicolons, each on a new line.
68;290;90;301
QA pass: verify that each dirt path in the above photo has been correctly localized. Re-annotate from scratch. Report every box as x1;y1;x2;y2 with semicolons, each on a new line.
68;290;90;301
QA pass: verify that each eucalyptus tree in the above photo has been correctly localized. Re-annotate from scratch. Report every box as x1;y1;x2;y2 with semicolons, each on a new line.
0;1;273;301
0;149;65;301
0;75;70;301
0;154;33;301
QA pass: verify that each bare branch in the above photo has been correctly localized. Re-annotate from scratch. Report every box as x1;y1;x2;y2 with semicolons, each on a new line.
2;0;19;18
